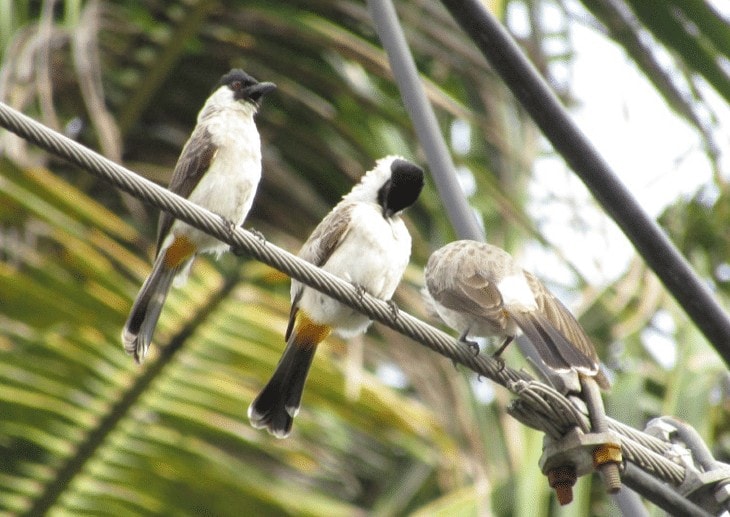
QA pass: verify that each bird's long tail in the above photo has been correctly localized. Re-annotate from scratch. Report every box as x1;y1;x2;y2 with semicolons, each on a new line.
248;312;331;438
121;236;195;363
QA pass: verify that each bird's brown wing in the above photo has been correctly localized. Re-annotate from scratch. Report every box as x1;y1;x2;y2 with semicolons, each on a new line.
155;126;218;252
285;203;355;341
520;272;609;387
297;202;355;268
428;269;509;327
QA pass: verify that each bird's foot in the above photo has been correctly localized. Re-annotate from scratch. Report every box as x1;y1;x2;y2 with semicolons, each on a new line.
354;284;367;301
457;330;480;356
249;227;267;244
386;299;400;320
491;351;506;372
493;336;513;357
225;218;246;256
223;217;239;235
462;338;480;356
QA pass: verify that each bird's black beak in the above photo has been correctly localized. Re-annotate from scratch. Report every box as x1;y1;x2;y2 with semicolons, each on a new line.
245;81;277;103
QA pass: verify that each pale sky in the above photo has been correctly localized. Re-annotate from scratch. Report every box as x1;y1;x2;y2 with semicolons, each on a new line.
508;1;730;370
512;1;729;287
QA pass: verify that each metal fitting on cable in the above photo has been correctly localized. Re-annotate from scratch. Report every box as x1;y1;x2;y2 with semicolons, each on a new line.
593;442;623;493
539;427;623;505
646;416;730;514
547;465;577;505
581;376;623;494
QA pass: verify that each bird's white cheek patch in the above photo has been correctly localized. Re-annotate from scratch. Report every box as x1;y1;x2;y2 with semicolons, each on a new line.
497;274;537;309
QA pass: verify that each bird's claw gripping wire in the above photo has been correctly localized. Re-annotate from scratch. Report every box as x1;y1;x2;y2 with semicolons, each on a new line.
225;218;246;256
491;353;506;373
249;227;267;244
386;299;400;320
354;284;367;302
458;329;480;356
228;223;266;256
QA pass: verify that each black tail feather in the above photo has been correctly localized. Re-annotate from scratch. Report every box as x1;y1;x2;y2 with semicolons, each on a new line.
248;336;317;438
121;254;180;363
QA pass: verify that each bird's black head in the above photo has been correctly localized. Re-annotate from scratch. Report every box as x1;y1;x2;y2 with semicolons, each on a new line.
377;158;424;218
217;69;276;104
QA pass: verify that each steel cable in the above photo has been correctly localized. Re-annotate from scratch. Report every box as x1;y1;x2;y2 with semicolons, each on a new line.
0;100;701;495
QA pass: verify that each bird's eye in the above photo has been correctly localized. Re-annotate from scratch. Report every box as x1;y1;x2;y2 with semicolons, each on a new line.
231;80;242;90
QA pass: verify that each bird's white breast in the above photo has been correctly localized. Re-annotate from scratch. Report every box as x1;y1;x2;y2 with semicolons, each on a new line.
178;105;262;255
299;203;411;337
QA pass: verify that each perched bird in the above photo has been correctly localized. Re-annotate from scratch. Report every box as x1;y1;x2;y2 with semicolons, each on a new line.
423;240;609;389
122;69;275;363
249;156;425;438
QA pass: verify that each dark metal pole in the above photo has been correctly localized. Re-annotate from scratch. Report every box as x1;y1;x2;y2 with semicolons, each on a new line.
367;0;559;374
439;0;730;363
622;463;714;517
366;0;485;242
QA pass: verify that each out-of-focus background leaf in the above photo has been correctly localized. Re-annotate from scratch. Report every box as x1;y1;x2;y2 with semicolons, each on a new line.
0;0;728;515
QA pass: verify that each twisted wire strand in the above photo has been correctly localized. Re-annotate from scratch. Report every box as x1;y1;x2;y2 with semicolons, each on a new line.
618;434;686;485
506;381;686;485
0;101;693;490
0;101;530;388
610;419;676;456
507;380;589;436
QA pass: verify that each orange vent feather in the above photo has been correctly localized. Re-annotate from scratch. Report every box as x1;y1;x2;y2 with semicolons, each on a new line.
163;235;197;268
292;312;332;348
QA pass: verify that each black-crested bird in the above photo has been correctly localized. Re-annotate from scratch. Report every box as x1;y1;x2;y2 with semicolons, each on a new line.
249;156;425;438
122;69;275;363
423;239;609;388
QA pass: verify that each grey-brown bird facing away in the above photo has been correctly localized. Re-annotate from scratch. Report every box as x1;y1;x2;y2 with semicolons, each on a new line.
248;156;425;438
122;69;275;363
423;239;609;388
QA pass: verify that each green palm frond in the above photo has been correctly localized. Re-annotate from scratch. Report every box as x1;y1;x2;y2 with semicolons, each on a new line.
2;0;730;514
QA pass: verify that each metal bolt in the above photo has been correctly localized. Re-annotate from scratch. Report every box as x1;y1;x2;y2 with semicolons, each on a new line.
593;443;622;493
548;465;577;505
